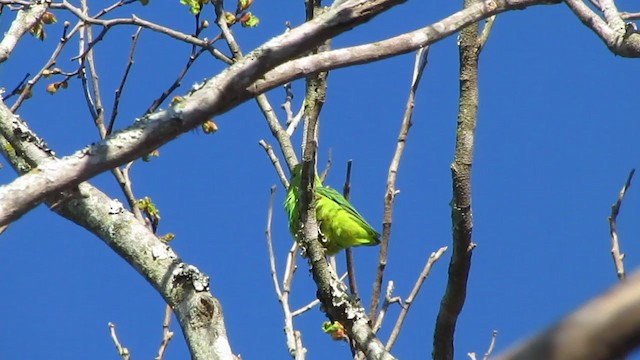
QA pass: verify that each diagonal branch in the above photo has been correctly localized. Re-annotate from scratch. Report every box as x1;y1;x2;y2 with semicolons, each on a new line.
370;46;429;324
0;0;564;226
564;0;640;57
0;104;234;360
386;246;447;350
0;0;407;226
496;270;640;360
0;2;48;63
608;169;635;280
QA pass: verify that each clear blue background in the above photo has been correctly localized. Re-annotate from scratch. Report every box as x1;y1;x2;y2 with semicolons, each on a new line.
1;1;639;359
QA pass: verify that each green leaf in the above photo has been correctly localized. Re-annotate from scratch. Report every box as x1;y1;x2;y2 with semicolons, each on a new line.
240;12;259;28
180;0;202;14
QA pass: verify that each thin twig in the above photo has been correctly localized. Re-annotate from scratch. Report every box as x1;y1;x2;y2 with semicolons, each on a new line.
259;140;289;188
214;2;242;59
107;26;142;135
370;46;429;324
59;1;229;62
113;161;144;222
145;47;207;115
608;169;635;280
79;5;142;222
483;330;498;360
373;281;402;333
218;0;298;172
283;242;298;295
10;21;72;112
291;272;348;317
478;15;497;50
282;82;295;124
291;299;321;317
621;12;640;20
265;181;305;360
386;246;448;350
319;149;332;182
155;305;175;360
108;322;131;360
342;160;359;296
2;72;29;100
83;0;106;137
266;185;282;298
286;97;305;136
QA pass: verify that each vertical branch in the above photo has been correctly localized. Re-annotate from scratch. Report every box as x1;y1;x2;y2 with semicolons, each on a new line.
81;0;106;137
482;330;498;360
302;0;329;160
370;46;429;323
298;89;394;360
0;3;49;64
108;322;131;360
265;185;306;359
155;305;175;360
433;6;495;360
343;160;359;296
608;169;635;280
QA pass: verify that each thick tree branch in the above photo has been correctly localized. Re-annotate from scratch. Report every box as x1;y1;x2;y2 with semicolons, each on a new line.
0;0;561;226
0;2;48;63
433;0;492;357
496;270;640;360
57;184;234;360
564;0;640;57
0;101;234;360
0;0;407;226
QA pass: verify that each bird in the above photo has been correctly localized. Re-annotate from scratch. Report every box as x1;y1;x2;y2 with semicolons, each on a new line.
284;164;381;255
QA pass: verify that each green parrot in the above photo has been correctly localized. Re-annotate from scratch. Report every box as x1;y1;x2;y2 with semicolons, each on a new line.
284;164;381;255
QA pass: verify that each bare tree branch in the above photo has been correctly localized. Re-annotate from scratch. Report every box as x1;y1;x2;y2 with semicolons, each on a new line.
597;0;625;32
564;0;640;57
372;281;401;333
0;0;564;227
108;322;131;360
0;2;48;63
433;0;495;355
342;160;359;296
608;169;635;280
156;305;175;360
0;0;409;226
108;26;143;136
57;0;228;61
0;102;234;360
265;185;306;359
386;246;447;350
483;330;498;360
297;96;394;359
370;46;429;324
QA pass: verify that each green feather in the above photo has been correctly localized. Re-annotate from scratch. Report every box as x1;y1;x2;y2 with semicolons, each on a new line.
284;164;381;255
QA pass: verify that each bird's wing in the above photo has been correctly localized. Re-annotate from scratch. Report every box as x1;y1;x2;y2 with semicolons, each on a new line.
316;185;378;234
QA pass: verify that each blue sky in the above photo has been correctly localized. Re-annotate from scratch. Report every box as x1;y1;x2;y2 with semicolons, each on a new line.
1;1;639;359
